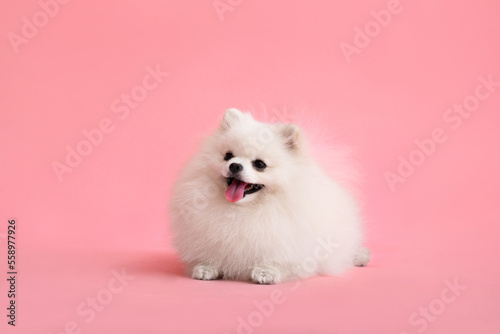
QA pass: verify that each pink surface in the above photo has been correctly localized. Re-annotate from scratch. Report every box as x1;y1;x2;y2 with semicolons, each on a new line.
1;0;500;333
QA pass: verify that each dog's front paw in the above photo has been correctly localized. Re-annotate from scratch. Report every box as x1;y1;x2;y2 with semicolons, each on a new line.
192;264;220;280
251;266;281;285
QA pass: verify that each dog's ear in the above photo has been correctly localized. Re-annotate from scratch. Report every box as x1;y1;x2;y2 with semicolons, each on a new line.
280;123;301;151
220;108;243;131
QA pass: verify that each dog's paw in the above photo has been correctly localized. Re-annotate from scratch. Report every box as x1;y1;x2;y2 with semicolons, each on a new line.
192;264;220;280
354;246;371;267
251;266;281;285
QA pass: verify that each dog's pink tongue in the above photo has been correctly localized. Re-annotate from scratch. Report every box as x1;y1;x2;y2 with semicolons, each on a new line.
225;179;248;202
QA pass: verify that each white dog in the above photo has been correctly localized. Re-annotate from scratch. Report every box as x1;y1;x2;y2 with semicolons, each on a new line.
169;108;370;284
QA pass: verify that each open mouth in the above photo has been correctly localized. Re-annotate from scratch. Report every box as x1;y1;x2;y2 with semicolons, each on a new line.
225;177;264;202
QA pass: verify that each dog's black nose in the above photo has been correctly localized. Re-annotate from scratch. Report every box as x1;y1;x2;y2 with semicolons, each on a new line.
229;163;243;174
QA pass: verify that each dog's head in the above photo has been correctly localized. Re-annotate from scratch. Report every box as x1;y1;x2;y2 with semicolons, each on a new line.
204;108;304;204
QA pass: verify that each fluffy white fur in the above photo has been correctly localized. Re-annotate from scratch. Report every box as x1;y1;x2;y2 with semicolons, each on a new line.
169;108;370;284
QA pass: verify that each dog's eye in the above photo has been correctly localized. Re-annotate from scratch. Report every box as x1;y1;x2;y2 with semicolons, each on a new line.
224;152;234;161
252;159;267;170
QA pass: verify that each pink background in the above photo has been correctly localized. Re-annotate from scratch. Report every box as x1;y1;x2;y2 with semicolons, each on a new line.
2;0;500;333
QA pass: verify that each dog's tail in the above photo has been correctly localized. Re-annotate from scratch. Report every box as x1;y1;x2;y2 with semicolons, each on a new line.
251;104;362;192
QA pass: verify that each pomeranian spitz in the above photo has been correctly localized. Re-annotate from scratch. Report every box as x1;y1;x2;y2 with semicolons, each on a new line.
169;108;370;284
